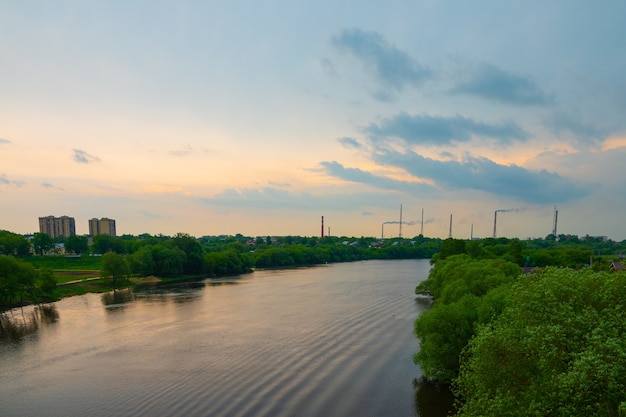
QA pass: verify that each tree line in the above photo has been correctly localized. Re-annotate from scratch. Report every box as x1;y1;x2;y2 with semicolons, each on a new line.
414;238;626;416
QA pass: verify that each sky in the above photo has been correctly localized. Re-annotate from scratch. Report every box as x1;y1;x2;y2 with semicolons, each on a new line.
2;1;626;240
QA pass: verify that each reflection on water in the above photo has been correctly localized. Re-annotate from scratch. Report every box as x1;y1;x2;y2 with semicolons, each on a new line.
0;304;59;342
101;288;136;310
413;377;456;417
0;260;452;417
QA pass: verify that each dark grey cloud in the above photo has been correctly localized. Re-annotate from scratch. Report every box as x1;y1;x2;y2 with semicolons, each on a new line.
331;28;431;98
319;161;434;193
0;174;24;187
364;112;529;147
42;182;64;191
544;112;608;148
373;150;590;204
72;149;101;164
451;63;553;106
338;136;365;150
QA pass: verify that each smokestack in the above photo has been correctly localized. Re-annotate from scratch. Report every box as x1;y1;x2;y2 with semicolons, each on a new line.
321;216;324;238
552;206;558;237
448;214;453;238
420;208;424;236
471;223;474;240
493;210;498;238
399;204;403;238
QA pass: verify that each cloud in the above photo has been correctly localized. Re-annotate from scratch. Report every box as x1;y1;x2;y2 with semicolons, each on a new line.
268;181;291;187
0;174;24;188
139;210;162;218
72;149;101;164
331;28;431;99
169;144;194;157
544;111;609;148
319;160;433;193
451;62;553;106
201;186;403;212
320;57;337;77
41;182;65;191
364;112;529;147
338;136;365;150
0;138;10;145
373;150;590;204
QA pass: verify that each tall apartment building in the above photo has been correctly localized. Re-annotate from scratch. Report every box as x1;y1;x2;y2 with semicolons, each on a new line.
38;215;76;239
88;217;117;237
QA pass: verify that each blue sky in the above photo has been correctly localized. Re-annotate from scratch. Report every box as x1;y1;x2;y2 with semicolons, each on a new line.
2;1;626;239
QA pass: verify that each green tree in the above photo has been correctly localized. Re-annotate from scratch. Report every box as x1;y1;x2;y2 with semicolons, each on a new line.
37;268;57;298
455;268;626;417
0;230;31;256
0;255;20;304
101;252;129;288
171;233;205;274
31;233;54;256
65;235;89;255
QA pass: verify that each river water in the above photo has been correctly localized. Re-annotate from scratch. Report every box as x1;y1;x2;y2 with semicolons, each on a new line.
0;259;453;417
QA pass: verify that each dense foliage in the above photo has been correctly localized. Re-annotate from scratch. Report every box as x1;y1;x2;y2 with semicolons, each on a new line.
414;255;521;381
414;237;626;416
455;268;626;417
0;255;56;307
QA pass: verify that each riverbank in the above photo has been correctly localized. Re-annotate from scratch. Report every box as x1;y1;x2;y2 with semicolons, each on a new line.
0;273;219;313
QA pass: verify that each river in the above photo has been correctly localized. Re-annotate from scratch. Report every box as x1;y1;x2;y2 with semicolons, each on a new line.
0;259;453;417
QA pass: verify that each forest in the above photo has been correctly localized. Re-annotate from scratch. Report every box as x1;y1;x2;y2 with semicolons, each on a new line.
414;238;626;416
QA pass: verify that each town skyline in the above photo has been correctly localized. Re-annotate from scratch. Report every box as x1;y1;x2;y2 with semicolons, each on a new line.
2;2;626;240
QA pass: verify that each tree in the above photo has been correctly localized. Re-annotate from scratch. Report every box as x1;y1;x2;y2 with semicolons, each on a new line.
171;233;205;274
455;268;626;417
101;252;129;288
37;268;57;299
65;235;89;255
31;233;54;256
0;230;31;256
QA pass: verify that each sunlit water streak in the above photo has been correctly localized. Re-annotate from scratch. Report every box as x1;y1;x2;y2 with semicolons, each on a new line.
0;259;448;417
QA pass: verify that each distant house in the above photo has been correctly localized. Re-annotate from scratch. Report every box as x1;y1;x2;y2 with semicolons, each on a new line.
609;262;625;272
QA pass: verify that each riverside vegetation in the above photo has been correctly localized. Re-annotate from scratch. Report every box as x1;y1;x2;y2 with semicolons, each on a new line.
415;237;626;416
1;230;441;310
3;229;626;415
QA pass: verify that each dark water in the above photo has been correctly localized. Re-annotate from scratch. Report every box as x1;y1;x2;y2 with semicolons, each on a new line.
0;259;453;417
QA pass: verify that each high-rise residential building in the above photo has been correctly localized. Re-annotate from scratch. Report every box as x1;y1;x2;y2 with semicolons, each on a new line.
38;215;76;239
88;217;117;237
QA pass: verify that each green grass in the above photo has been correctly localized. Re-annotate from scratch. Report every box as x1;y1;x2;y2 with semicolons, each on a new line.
24;255;103;270
54;270;101;284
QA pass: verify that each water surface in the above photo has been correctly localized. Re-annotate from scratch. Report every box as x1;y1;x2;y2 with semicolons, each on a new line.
0;259;448;416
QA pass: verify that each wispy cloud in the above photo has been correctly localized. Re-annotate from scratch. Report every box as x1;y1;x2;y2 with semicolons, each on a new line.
0;174;24;188
268;181;291;188
373;150;590;204
72;149;101;164
331;28;431;100
201;186;402;212
338;136;365;150
451;62;553;106
169;144;194;157
41;182;64;191
544;111;609;148
319;161;433;193
139;210;162;218
364;112;529;147
0;138;11;146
